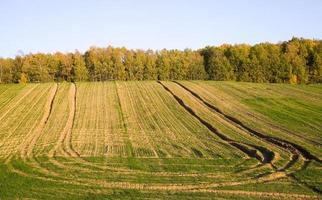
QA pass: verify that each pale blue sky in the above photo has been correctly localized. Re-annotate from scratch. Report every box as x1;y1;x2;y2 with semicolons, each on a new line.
0;0;321;58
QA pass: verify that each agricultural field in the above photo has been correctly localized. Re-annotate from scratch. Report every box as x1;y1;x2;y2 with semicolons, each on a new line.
0;81;321;199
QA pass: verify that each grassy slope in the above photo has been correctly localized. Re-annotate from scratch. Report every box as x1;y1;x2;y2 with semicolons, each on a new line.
0;82;321;199
178;80;322;194
182;81;322;158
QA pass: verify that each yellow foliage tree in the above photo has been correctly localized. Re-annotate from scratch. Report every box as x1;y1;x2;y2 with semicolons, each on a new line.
19;73;28;84
290;74;297;84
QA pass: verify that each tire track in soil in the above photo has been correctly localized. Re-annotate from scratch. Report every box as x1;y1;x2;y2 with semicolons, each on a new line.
15;84;57;159
6;156;313;199
193;82;322;147
4;81;316;197
23;83;58;158
66;82;80;157
157;81;268;165
173;81;322;194
46;83;131;172
16;84;92;178
43;82;239;175
7;84;63;178
0;83;256;195
24;82;276;186
4;82;320;198
9;83;106;182
46;83;100;173
173;82;317;161
175;81;321;163
160;81;321;194
9;161;320;200
49;83;79;158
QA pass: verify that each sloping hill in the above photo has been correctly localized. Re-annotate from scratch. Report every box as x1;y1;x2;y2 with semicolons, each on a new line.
0;81;321;199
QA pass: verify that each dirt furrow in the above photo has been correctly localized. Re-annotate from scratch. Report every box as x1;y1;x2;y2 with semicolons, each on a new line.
46;83;127;172
9;84;56;160
5;84;65;178
173;81;322;194
193;82;322;147
9;164;306;199
49;83;79;157
24;83;58;158
158;81;269;164
10;158;313;199
174;81;321;164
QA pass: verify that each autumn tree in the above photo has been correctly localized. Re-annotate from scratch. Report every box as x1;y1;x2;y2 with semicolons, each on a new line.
0;38;321;84
22;53;52;82
143;50;157;80
73;51;89;81
0;58;14;83
156;50;170;80
206;46;234;80
310;41;322;83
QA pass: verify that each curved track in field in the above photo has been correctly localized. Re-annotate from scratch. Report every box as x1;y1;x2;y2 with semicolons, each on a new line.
8;83;209;183
158;81;274;165
189;82;322;148
172;81;322;194
48;83;79;158
2;82;320;198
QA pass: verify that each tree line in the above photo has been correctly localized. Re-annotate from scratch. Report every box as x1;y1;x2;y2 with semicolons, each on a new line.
0;37;321;84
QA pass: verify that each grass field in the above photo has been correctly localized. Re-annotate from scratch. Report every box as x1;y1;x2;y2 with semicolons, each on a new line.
0;81;321;199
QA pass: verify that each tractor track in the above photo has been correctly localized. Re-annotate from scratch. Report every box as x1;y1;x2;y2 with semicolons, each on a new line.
46;83;127;172
158;81;271;165
2;81;320;198
6;84;63;178
15;83;58;160
172;81;322;194
9;83;112;182
175;81;321;163
49;83;80;158
7;162;319;200
173;81;321;160
24;83;58;158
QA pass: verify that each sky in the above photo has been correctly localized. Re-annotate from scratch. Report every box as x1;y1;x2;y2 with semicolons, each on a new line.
0;0;322;58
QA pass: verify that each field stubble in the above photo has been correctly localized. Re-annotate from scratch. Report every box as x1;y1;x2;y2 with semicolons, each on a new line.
0;81;321;199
